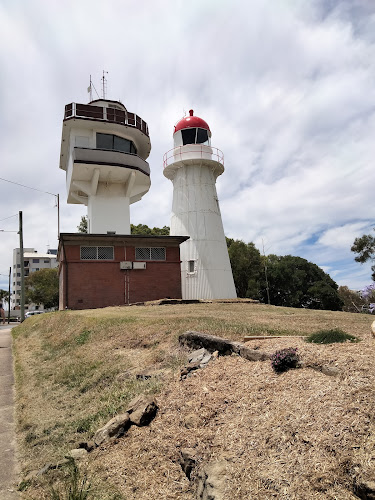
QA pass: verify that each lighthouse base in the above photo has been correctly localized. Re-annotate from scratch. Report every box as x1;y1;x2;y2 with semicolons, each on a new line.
169;163;237;300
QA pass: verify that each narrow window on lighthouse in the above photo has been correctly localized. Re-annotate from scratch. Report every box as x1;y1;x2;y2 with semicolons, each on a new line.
188;260;195;273
181;128;196;145
196;128;209;145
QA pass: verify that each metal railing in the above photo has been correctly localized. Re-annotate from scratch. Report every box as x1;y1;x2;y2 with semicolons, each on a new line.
64;103;149;137
163;145;224;169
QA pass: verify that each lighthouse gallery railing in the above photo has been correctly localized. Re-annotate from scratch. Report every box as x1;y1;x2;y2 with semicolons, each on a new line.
163;145;224;169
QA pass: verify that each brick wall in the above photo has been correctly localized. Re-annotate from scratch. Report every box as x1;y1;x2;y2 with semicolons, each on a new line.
59;243;182;310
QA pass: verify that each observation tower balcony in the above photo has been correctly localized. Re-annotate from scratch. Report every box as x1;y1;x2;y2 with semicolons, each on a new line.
60;101;151;170
64;103;149;137
66;148;150;205
163;144;224;180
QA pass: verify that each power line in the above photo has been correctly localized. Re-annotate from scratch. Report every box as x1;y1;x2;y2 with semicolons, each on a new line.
0;178;60;238
0;177;57;197
0;214;18;223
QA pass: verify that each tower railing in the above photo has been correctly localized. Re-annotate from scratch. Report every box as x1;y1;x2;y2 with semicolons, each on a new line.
64;103;149;137
163;145;224;169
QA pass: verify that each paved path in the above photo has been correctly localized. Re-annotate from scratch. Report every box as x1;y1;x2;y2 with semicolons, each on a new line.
0;324;19;499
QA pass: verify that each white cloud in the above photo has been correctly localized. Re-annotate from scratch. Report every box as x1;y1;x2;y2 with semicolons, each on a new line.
1;0;375;293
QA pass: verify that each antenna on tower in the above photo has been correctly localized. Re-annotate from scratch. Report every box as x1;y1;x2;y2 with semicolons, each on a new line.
102;70;108;99
87;75;93;101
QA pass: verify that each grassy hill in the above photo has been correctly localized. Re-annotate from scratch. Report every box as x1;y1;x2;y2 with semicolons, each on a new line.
12;302;375;499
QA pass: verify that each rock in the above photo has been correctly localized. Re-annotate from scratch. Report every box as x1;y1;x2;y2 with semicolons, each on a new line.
179;331;243;355
321;365;341;377
136;373;152;380
196;460;227;500
179;448;197;480
354;479;375;499
200;353;212;367
188;348;207;363
371;320;375;337
94;413;130;446
24;460;70;482
180;360;202;379
67;448;88;460
184;413;200;428
37;463;53;475
239;346;270;362
24;470;40;482
78;441;95;452
126;395;158;426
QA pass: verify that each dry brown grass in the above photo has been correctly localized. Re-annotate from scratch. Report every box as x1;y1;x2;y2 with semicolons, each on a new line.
12;302;375;499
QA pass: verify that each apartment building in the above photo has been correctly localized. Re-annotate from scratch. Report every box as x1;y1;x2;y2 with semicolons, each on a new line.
11;247;58;311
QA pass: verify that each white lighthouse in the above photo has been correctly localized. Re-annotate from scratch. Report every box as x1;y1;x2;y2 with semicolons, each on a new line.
59;99;151;234
163;110;237;299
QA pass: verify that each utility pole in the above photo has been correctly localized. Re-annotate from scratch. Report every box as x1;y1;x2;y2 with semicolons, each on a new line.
19;211;25;322
8;266;10;324
57;193;60;239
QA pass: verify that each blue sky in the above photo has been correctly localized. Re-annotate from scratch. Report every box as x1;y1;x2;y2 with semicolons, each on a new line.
0;0;374;295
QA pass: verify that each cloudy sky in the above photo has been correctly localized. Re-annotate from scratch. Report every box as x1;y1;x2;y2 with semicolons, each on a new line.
1;0;374;296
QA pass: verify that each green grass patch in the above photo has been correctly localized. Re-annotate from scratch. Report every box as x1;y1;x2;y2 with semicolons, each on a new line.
75;329;91;345
54;361;103;389
305;328;360;344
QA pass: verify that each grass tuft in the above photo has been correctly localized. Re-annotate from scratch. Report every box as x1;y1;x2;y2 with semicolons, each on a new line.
305;328;360;344
50;458;91;500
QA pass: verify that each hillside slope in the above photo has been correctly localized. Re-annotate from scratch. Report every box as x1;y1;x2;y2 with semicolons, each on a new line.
12;303;375;499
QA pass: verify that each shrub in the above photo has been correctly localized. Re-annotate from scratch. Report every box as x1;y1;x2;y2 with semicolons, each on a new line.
271;347;299;373
305;328;359;344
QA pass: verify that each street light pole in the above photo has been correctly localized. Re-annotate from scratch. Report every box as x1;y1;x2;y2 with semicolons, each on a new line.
8;266;10;324
19;211;25;322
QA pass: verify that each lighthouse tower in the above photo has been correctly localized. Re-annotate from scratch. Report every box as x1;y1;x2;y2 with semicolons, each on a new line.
59;99;151;234
163;110;237;299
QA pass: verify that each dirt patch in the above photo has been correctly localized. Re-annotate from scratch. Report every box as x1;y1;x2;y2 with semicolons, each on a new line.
91;336;374;499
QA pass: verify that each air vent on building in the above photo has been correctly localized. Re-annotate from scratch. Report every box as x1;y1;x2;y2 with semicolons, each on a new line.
133;262;146;270
120;261;132;270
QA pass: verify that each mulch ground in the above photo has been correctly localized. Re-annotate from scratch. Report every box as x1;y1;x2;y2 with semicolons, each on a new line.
89;331;375;499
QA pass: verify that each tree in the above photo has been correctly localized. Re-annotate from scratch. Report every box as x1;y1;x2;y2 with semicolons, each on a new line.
351;228;375;280
227;239;262;298
131;224;170;236
0;289;9;307
338;286;365;313
25;268;59;309
259;255;343;311
76;216;169;236
77;216;88;233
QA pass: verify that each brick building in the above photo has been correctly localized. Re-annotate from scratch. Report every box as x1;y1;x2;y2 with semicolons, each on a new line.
58;233;188;310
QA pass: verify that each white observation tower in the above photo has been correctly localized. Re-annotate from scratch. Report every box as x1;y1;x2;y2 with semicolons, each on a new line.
60;99;151;234
163;110;237;299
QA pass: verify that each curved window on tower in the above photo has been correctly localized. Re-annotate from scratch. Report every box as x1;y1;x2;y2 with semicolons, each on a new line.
196;128;209;144
181;128;210;146
96;133;137;154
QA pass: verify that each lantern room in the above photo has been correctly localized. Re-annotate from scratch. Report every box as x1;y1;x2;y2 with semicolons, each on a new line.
173;110;211;147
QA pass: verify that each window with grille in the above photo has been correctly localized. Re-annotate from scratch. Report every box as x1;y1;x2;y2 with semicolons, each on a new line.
80;246;114;260
135;247;166;261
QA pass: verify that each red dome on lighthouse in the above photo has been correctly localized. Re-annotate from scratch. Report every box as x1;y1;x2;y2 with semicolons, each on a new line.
174;109;211;134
